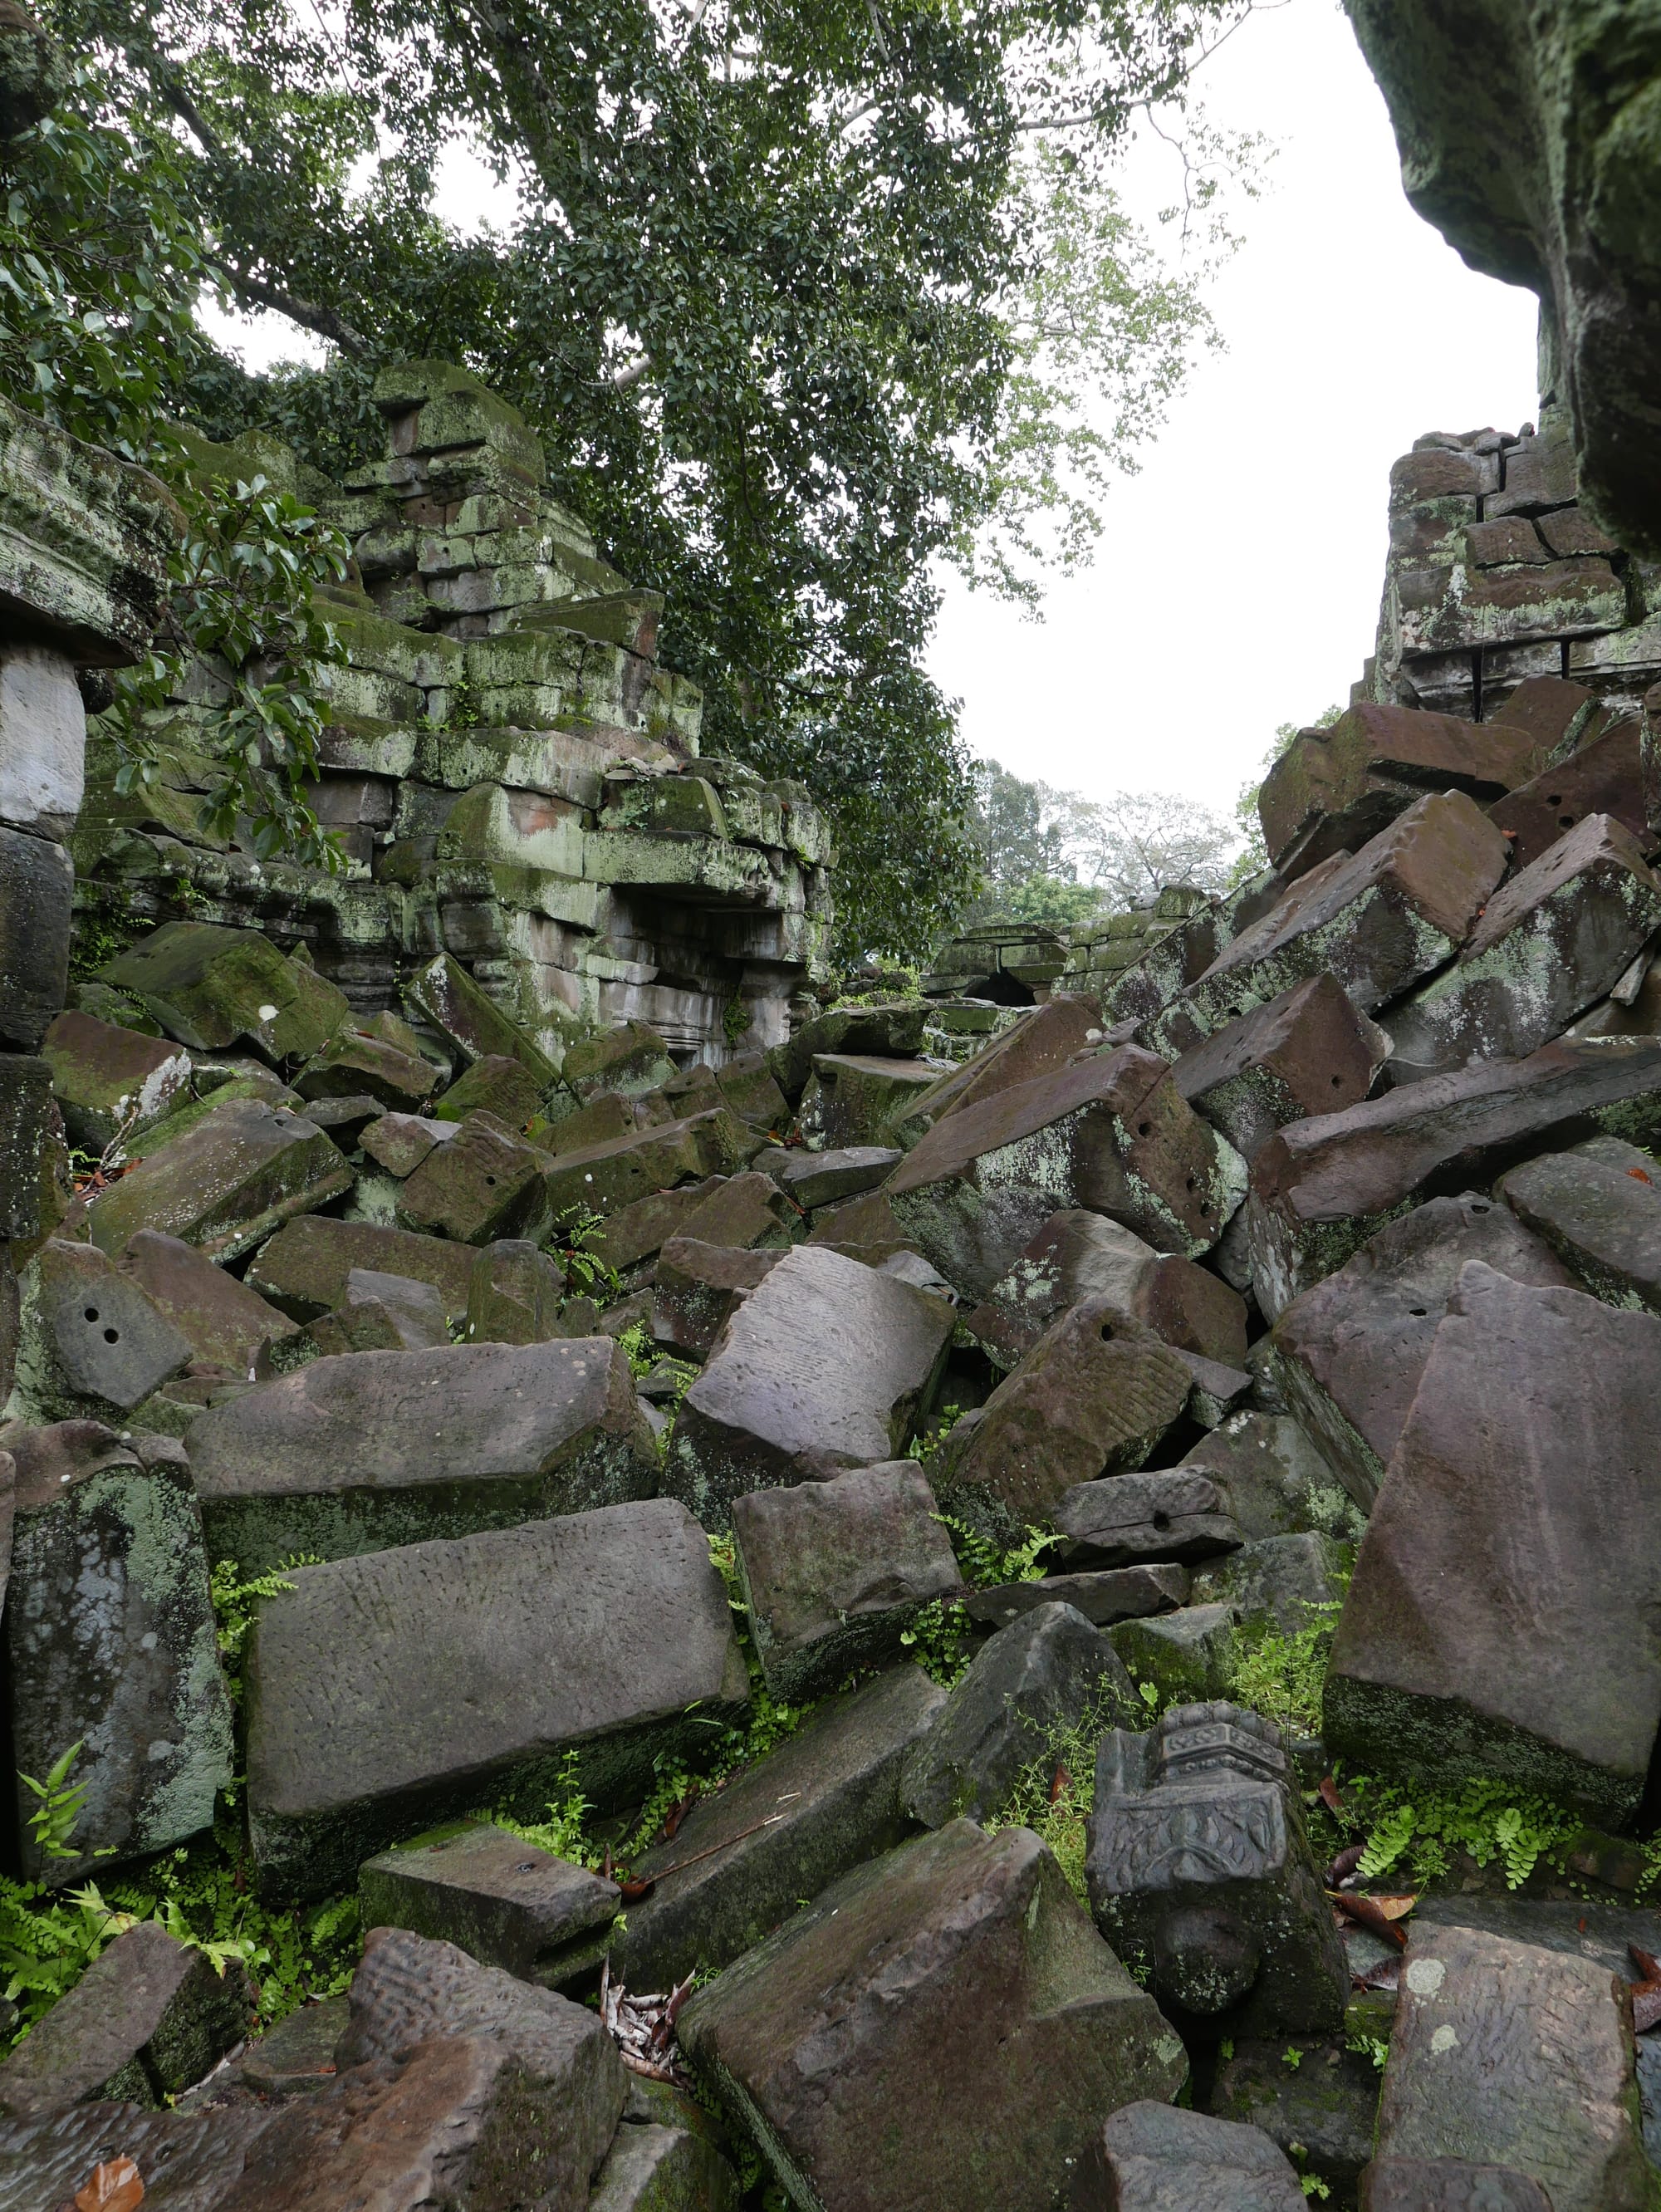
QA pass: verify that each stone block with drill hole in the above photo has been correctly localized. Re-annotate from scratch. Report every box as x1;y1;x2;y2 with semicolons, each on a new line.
934;1297;1193;1538
1489;710;1648;867
1176;1415;1355;1542
1147;790;1509;1060
1384;814;1661;1081
358;1822;621;1988
1325;1263;1661;1824
116;1229;296;1375
2;1420;232;1882
247;1213;474;1322
669;1245;953;1528
887;1045;1247;1302
679;1817;1186;2212
542;1109;756;1226
403;949;558;1085
1085;1701;1347;2037
0;1921;247;2118
432;1051;547;1127
799;1054;939;1150
652;1238;786;1359
293;1027;439;1111
0;825;72;1052
101;921;349;1061
963;1208;1247;1371
7;1236;190;1422
615;1665;947;1991
245;1498;748;1897
767;997;929;1103
901;1601;1137;1829
82;1097;354;1265
464;1237;569;1344
731;1460;963;1699
965;1563;1189;1634
563;1019;676;1103
1171;974;1390;1162
1360;2159;1555;2212
1245;1034;1661;1318
305;1268;451;1357
189;1337;659;1571
1267;1192;1577;1509
1374;1922;1647;2212
397;1108;551;1244
1190;1533;1349;1637
40;1008;190;1151
1073;2101;1306;2212
772;1143;901;1210
1498;1134;1661;1313
1052;1469;1244;1569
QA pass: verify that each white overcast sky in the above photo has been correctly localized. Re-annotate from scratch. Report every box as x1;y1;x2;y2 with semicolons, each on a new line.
205;0;1541;819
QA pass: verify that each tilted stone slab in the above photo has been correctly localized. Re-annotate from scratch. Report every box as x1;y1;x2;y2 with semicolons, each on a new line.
2;1421;232;1881
669;1246;953;1528
1246;1034;1661;1317
1171;974;1389;1162
360;1109;457;1176
247;1212;475;1323
772;1143;899;1209
1176;1413;1353;1543
542;1108;755;1225
189;1337;659;1570
653;1238;785;1359
679;1818;1186;2212
1498;1134;1661;1313
396;1107;551;1243
294;1027;439;1111
1148;790;1508;1059
1190;1532;1349;1636
41;1007;190;1149
116;1227;297;1374
82;1097;354;1264
564;1018;676;1103
359;1822;621;1988
463;1237;569;1344
887;1045;1247;1302
1053;1469;1243;1569
303;1268;450;1357
589;2121;739;2212
7;1236;190;1422
965;1562;1189;1632
1325;1263;1661;1823
899;993;1102;1135
1267;1192;1577;1508
1075;2101;1306;2211
1488;711;1648;867
101;920;350;1061
402;948;558;1085
431;1050;546;1126
1360;2157;1554;2211
799;1054;938;1149
246;1498;748;1896
1384;813;1661;1080
1374;1922;1646;2212
1107;1603;1241;1707
767;998;928;1104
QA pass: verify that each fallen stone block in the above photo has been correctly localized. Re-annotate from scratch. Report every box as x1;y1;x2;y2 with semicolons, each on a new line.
712;1050;789;1131
7;1236;190;1422
0;2097;270;2208
293;1027;439;1111
902;993;1104;1134
669;1246;953;1528
0;1050;54;1247
679;1817;1184;2212
1107;1604;1241;1705
41;1008;190;1150
1246;1033;1661;1317
246;1213;474;1322
1149;790;1509;1059
1171;974;1389;1162
1206;2027;1385;2200
584;1171;758;1276
589;2119;739;2212
964;1562;1189;1632
963;1209;1247;1369
305;1267;451;1357
1053;1469;1244;1568
1498;1134;1661;1313
0;1921;247;2117
799;1054;938;1150
464;1237;569;1344
564;1019;676;1102
360;1109;457;1177
2;1420;232;1882
82;1097;354;1265
101;920;350;1062
1384;813;1661;1080
767;998;928;1104
1374;1921;1646;2212
901;1601;1136;1827
1073;2100;1306;2211
1267;1192;1577;1508
732;1461;962;1699
1325;1263;1661;1823
397;1108;551;1243
1190;1532;1349;1636
189;1337;659;1570
1086;1701;1347;2035
1176;1346;1252;1429
403;948;558;1086
542;1109;755;1226
934;1297;1194;1533
359;1822;621;1988
615;1665;945;1990
0;826;71;1052
888;1045;1247;1301
674;1170;791;1249
1488;709;1648;868
652;1238;786;1359
233;1993;349;2098
432;1050;546;1126
1360;2158;1554;2211
246;1498;748;1896
772;1143;900;1209
1176;1414;1357;1542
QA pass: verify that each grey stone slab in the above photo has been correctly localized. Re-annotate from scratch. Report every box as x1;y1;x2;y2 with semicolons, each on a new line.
965;1562;1189;1631
1076;2100;1305;2210
304;1267;450;1357
773;1144;900;1209
1192;1533;1349;1636
359;1820;620;1986
1173;973;1390;1163
0;2098;271;2212
1107;1605;1242;1707
1053;1469;1244;1569
588;2120;739;2212
1177;1413;1356;1542
7;1236;190;1422
1499;1134;1661;1313
246;1213;474;1322
1361;2159;1553;2212
116;1229;297;1375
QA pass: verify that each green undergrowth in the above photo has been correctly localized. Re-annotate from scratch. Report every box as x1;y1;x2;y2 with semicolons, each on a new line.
900;1511;1065;1688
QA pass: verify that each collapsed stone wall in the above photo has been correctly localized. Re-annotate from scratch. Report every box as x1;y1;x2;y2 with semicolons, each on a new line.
72;362;834;1067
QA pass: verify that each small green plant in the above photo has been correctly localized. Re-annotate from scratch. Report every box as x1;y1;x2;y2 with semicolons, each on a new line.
905;1402;967;1465
899;1597;973;1687
1345;2032;1389;2072
1303;1485;1367;1544
20;1744;96;1864
722;997;752;1045
1281;2044;1304;2071
1137;1680;1161;1711
982;1677;1149;1905
1338;1775;1579;1891
1227;1601;1344;1741
934;1508;1061;1590
549;1204;622;1303
498;1751;592;1865
1300;2179;1331;2202
210;1556;320;1704
443;671;483;730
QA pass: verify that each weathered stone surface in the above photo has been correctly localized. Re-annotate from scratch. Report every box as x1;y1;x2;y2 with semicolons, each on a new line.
902;993;1103;1133
1246;1034;1661;1317
617;1665;945;1990
901;1601;1136;1828
433;1051;546;1126
359;1822;621;1987
653;1238;786;1359
1374;1922;1646;2212
41;1008;190;1150
767;998;928;1103
799;1054;938;1150
669;1245;953;1528
2;1420;233;1880
1172;974;1390;1162
82;1097;354;1264
888;1045;1247;1300
397;1107;550;1243
1267;1192;1577;1508
1190;1532;1349;1636
117;1229;296;1375
935;1297;1194;1533
1086;1702;1348;2035
360;1109;456;1177
246;1498;747;1896
1360;2158;1554;2211
403;949;557;1085
589;2120;739;2212
565;1019;675;1102
1053;1469;1244;1568
305;1267;451;1357
673;1168;791;1249
1489;713;1648;868
0;827;74;1051
1177;1413;1355;1542
463;1236;569;1344
1498;1135;1661;1312
0;1922;247;2117
0;1051;51;1243
247;1212;474;1322
1384;813;1661;1081
732;1461;962;1699
1208;2028;1386;2204
1072;2100;1305;2211
679;1817;1187;2212
1107;1604;1241;1706
293;1026;439;1112
102;922;349;1061
189;1337;659;1570
543;1109;755;1226
772;1143;899;1209
0;2097;270;2210
965;1562;1189;1632
1325;1263;1661;1822
234;1993;350;2097
7;1236;190;1421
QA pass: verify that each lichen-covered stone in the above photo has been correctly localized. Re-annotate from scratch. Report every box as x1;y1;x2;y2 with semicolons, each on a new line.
101;921;348;1061
396;1107;550;1243
358;1822;621;1988
246;1212;474;1322
40;1008;190;1149
1497;1134;1661;1312
7;1235;190;1421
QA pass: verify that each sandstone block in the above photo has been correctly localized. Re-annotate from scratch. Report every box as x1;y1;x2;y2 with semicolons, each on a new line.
652;1238;785;1358
189;1337;659;1570
293;1028;439;1111
1489;712;1648;867
1071;2101;1305;2210
360;1110;456;1177
1498;1134;1661;1312
1172;974;1389;1161
247;1213;474;1322
402;949;557;1085
799;1053;938;1149
1190;1532;1349;1636
772;1143;899;1209
246;1498;747;1896
101;921;348;1061
1106;1604;1241;1705
0;642;85;838
966;1563;1190;1632
542;1109;754;1227
1053;1469;1243;1568
589;2121;739;2212
397;1108;550;1243
0;2097;269;2208
563;1018;675;1102
767;998;928;1103
1361;2158;1554;2211
1176;1414;1354;1542
8;1237;190;1422
115;1229;296;1376
41;1008;190;1150
901;993;1101;1133
359;1822;621;1988
432;1051;546;1126
305;1268;450;1356
0;826;72;1051
0;1052;52;1242
464;1237;568;1343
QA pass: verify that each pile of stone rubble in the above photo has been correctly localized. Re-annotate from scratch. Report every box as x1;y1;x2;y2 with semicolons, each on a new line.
2;669;1661;2208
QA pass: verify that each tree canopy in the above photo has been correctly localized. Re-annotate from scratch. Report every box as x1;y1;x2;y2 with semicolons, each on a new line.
969;756;1238;923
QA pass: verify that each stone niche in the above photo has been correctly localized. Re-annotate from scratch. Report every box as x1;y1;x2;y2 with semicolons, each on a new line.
71;361;835;1067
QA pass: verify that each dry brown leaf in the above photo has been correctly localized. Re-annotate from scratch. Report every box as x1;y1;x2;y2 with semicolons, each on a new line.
1370;1895;1418;1922
1328;1891;1409;1950
1317;1775;1343;1815
75;2158;143;2212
